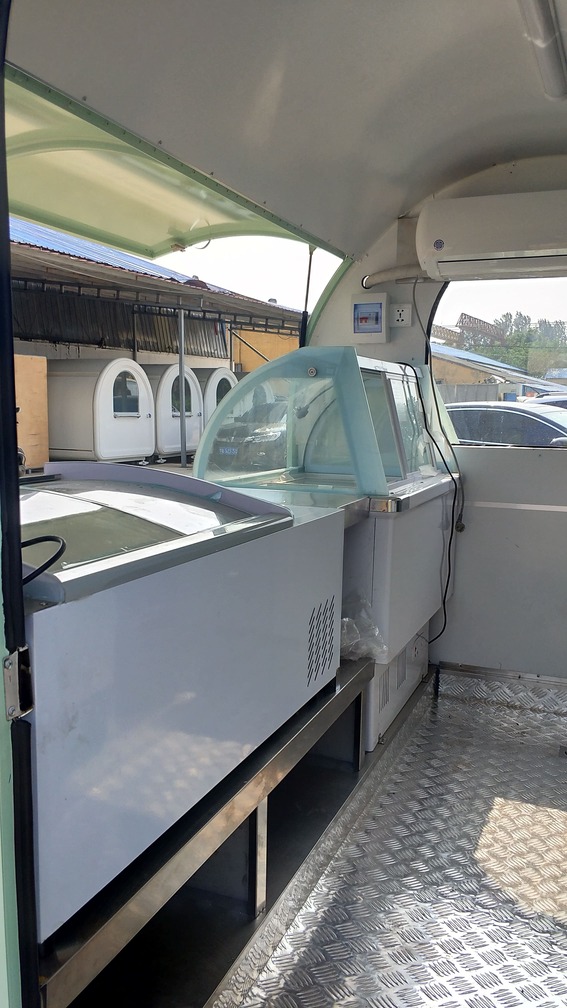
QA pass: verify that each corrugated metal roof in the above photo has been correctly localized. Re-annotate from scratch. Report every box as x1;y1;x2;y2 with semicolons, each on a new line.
10;216;279;303
430;341;528;374
10;215;201;282
430;341;566;391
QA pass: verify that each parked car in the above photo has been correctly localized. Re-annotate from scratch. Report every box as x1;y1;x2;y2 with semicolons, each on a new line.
209;399;288;471
532;393;567;408
446;401;567;447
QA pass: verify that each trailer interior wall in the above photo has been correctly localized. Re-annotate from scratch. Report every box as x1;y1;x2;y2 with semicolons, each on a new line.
312;276;567;684
310;155;567;354
429;445;567;680
308;215;567;685
309;220;442;362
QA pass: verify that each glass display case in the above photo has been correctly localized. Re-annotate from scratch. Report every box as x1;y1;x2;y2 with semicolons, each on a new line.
194;348;459;757
193;346;449;499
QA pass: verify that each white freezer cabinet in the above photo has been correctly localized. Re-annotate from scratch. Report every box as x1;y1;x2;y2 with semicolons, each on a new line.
364;625;429;751
343;476;456;749
21;462;344;942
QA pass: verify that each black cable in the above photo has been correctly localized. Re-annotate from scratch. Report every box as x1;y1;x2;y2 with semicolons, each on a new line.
423;282;448;366
397;360;458;644
21;536;67;585
400;278;468;643
411;278;466;525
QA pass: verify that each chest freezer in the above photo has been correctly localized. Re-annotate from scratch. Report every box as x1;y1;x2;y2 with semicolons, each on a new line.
21;462;344;941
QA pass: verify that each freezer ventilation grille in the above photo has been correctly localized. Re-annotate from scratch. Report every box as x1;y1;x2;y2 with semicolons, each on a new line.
379;667;391;712
307;595;335;686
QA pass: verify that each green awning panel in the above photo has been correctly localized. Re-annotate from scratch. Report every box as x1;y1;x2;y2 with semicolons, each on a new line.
6;68;329;259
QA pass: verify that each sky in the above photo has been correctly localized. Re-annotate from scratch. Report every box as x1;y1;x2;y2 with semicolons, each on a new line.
157;239;567;327
432;278;567;328
157;236;342;312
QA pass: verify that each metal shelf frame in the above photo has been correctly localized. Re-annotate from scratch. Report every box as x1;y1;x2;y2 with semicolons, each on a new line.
38;659;373;1008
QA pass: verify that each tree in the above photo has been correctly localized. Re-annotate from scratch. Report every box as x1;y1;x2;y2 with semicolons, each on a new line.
454;311;567;377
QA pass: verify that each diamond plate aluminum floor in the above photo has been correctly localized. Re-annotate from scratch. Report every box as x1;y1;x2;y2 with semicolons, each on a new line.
210;673;567;1008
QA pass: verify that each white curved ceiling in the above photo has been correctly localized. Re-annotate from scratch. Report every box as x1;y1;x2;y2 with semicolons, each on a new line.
6;0;567;259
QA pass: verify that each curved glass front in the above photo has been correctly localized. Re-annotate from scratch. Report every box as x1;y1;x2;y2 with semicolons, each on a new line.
193;347;443;498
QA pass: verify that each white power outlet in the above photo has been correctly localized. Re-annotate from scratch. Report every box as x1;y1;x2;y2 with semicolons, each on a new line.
390;303;412;327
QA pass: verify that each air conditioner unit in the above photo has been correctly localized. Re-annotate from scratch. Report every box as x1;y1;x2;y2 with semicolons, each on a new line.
415;191;567;281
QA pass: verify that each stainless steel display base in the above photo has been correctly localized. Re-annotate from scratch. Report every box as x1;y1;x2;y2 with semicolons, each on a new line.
208;670;567;1008
39;659;373;1008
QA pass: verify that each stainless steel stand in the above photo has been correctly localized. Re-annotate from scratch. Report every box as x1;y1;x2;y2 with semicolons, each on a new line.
39;660;372;1008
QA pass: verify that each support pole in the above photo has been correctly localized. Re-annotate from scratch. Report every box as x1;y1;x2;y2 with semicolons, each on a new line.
178;309;187;467
299;245;315;348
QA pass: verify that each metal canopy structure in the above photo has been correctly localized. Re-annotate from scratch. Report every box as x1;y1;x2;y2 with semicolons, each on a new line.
6;1;567;264
4;69;331;260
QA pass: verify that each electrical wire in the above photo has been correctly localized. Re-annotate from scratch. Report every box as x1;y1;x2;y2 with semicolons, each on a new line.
21;535;66;585
412;278;466;524
400;279;468;643
397;360;458;644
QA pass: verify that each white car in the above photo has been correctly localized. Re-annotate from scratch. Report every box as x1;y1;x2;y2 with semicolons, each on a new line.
446;401;567;447
532;394;567;408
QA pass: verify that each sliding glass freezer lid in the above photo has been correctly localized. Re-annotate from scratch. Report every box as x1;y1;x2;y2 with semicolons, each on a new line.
20;477;290;583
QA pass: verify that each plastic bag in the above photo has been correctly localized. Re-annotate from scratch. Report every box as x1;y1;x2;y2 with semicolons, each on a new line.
340;592;388;663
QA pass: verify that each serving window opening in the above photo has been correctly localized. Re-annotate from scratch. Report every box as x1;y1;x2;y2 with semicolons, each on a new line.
430;277;567;448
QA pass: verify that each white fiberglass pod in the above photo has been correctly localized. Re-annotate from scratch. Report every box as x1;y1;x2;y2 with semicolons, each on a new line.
142;363;204;456
47;358;155;462
194;367;238;425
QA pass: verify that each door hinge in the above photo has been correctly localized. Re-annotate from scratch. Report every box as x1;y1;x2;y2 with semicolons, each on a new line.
4;647;33;720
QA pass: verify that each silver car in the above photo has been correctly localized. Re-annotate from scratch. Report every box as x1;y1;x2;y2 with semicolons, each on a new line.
446;401;567;447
